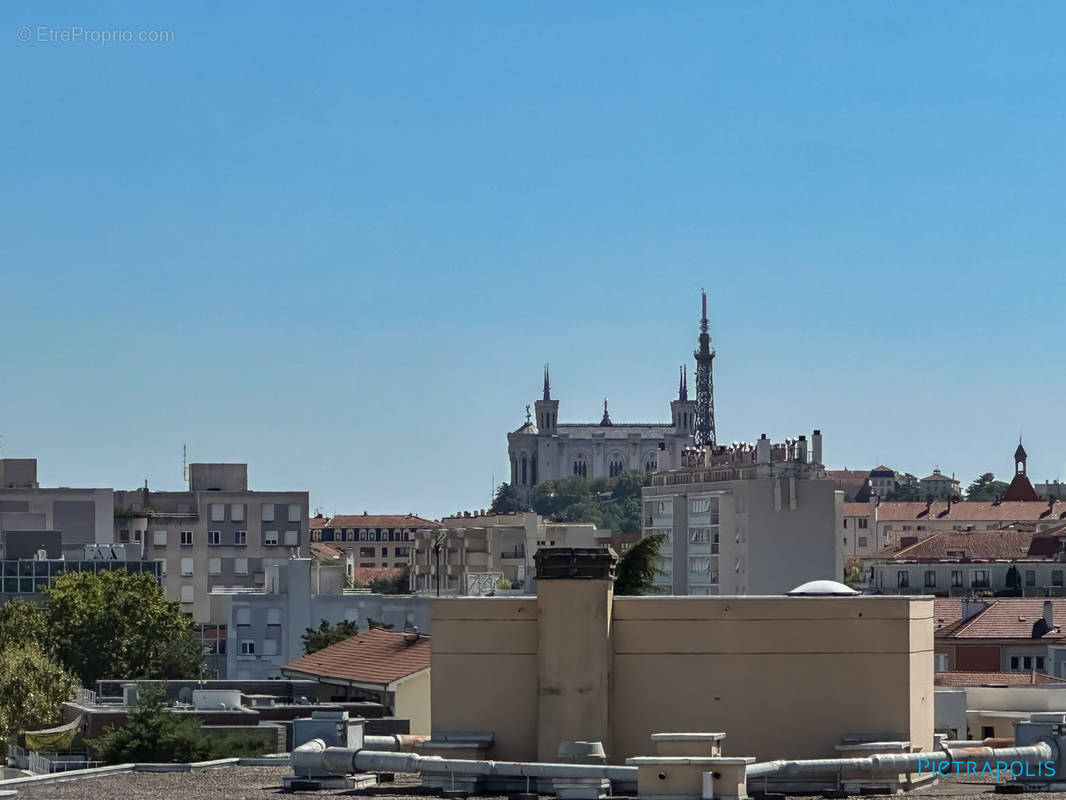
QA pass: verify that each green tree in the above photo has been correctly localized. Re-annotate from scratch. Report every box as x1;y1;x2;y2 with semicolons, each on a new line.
532;471;645;533
368;566;411;595
1005;563;1022;594
92;682;207;763
0;598;48;651
885;483;922;501
44;570;203;687
0;645;78;741
301;619;359;654
966;473;1010;502
490;483;528;514
614;533;666;596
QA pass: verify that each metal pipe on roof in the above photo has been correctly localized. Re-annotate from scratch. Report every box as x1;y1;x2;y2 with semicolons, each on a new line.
745;742;1054;779
291;740;637;781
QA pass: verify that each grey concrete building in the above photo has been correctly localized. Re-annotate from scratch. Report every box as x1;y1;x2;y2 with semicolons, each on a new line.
208;558;429;680
642;430;844;595
113;463;308;622
0;458;114;559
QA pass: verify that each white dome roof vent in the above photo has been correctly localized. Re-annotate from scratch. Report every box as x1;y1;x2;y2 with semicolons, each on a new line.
787;579;858;596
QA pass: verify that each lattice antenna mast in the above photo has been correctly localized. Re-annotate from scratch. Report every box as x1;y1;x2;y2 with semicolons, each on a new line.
693;291;716;447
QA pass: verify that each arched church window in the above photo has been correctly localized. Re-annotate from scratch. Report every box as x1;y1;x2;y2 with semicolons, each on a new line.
531;454;538;485
644;455;658;472
521;455;528;485
573;456;588;478
609;456;625;477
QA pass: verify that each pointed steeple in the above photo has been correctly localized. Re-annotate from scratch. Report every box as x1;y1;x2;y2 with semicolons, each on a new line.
543;363;552;401
600;398;612;426
678;366;685;401
1016;437;1028;475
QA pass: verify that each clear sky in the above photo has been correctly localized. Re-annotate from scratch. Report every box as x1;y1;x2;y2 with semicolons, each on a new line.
2;2;1065;518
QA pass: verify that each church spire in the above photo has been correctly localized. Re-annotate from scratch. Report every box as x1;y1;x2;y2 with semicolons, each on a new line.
543;363;552;401
600;398;612;426
693;290;716;447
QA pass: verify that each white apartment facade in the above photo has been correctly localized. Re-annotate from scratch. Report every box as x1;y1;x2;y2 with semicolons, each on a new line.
642;430;844;595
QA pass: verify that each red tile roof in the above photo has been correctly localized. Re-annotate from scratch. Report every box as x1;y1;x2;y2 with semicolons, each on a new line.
283;628;430;687
327;514;439;529
935;671;1066;687
843;502;872;516
1004;473;1041;502
870;466;895;476
939;598;1066;640
1027;522;1066;557
878;529;1036;562
310;542;343;561
309;515;330;531
876;501;1066;523
933;598;965;632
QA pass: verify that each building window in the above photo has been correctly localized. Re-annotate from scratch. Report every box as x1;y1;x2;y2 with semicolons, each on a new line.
180;558;194;576
264;530;279;546
691;499;711;514
288;504;301;523
897;571;909;588
360;547;375;558
1026;570;1037;587
381;547;388;558
229;504;244;522
1037;656;1046;671
180;585;194;604
924;571;936;588
234;530;247;546
262;503;275;522
858;536;868;548
609;458;624;477
395;547;410;557
157;559;167;577
119;529;130;543
521;455;528;485
689;557;711;574
972;570;989;588
951;570;963;588
858;518;869;529
236;607;251;626
1011;656;1019;670
210;504;225;522
284;530;299;546
208;530;221;546
645;456;657;472
208;558;222;575
1056;571;1064;587
572;457;588;478
262;639;278;656
180;530;193;546
266;608;281;626
234;558;249;575
690;527;710;544
153;530;167;546
240;639;256;656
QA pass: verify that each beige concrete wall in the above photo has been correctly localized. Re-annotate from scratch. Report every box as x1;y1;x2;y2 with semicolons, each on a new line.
395;670;432;735
612;596;934;762
430;598;538;760
537;579;613;760
430;592;934;764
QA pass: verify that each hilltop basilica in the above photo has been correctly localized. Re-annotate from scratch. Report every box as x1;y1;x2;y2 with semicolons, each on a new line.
507;293;717;502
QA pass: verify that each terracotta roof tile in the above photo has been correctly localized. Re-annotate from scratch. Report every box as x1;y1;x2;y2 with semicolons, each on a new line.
941;598;1066;640
327;514;439;529
1004;473;1041;502
309;516;330;531
310;542;343;560
843;502;872;515
935;670;1066;687
880;529;1035;561
283;628;430;687
877;501;1066;523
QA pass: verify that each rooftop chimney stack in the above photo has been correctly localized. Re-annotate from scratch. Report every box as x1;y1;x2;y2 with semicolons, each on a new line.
756;434;770;466
811;429;823;465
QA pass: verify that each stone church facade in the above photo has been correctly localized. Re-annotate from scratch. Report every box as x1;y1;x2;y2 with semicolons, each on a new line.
507;363;701;503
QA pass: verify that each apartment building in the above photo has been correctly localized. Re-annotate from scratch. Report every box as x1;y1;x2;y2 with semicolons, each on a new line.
113;463;308;621
642;430;844;595
311;513;437;570
0;458;114;558
411;511;608;594
919;469;961;499
208;558;428;680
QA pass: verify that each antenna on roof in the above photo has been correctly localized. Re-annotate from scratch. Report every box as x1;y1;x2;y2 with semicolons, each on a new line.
182;444;188;488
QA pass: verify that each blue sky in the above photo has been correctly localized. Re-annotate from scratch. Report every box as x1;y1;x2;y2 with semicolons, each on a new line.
2;2;1065;518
